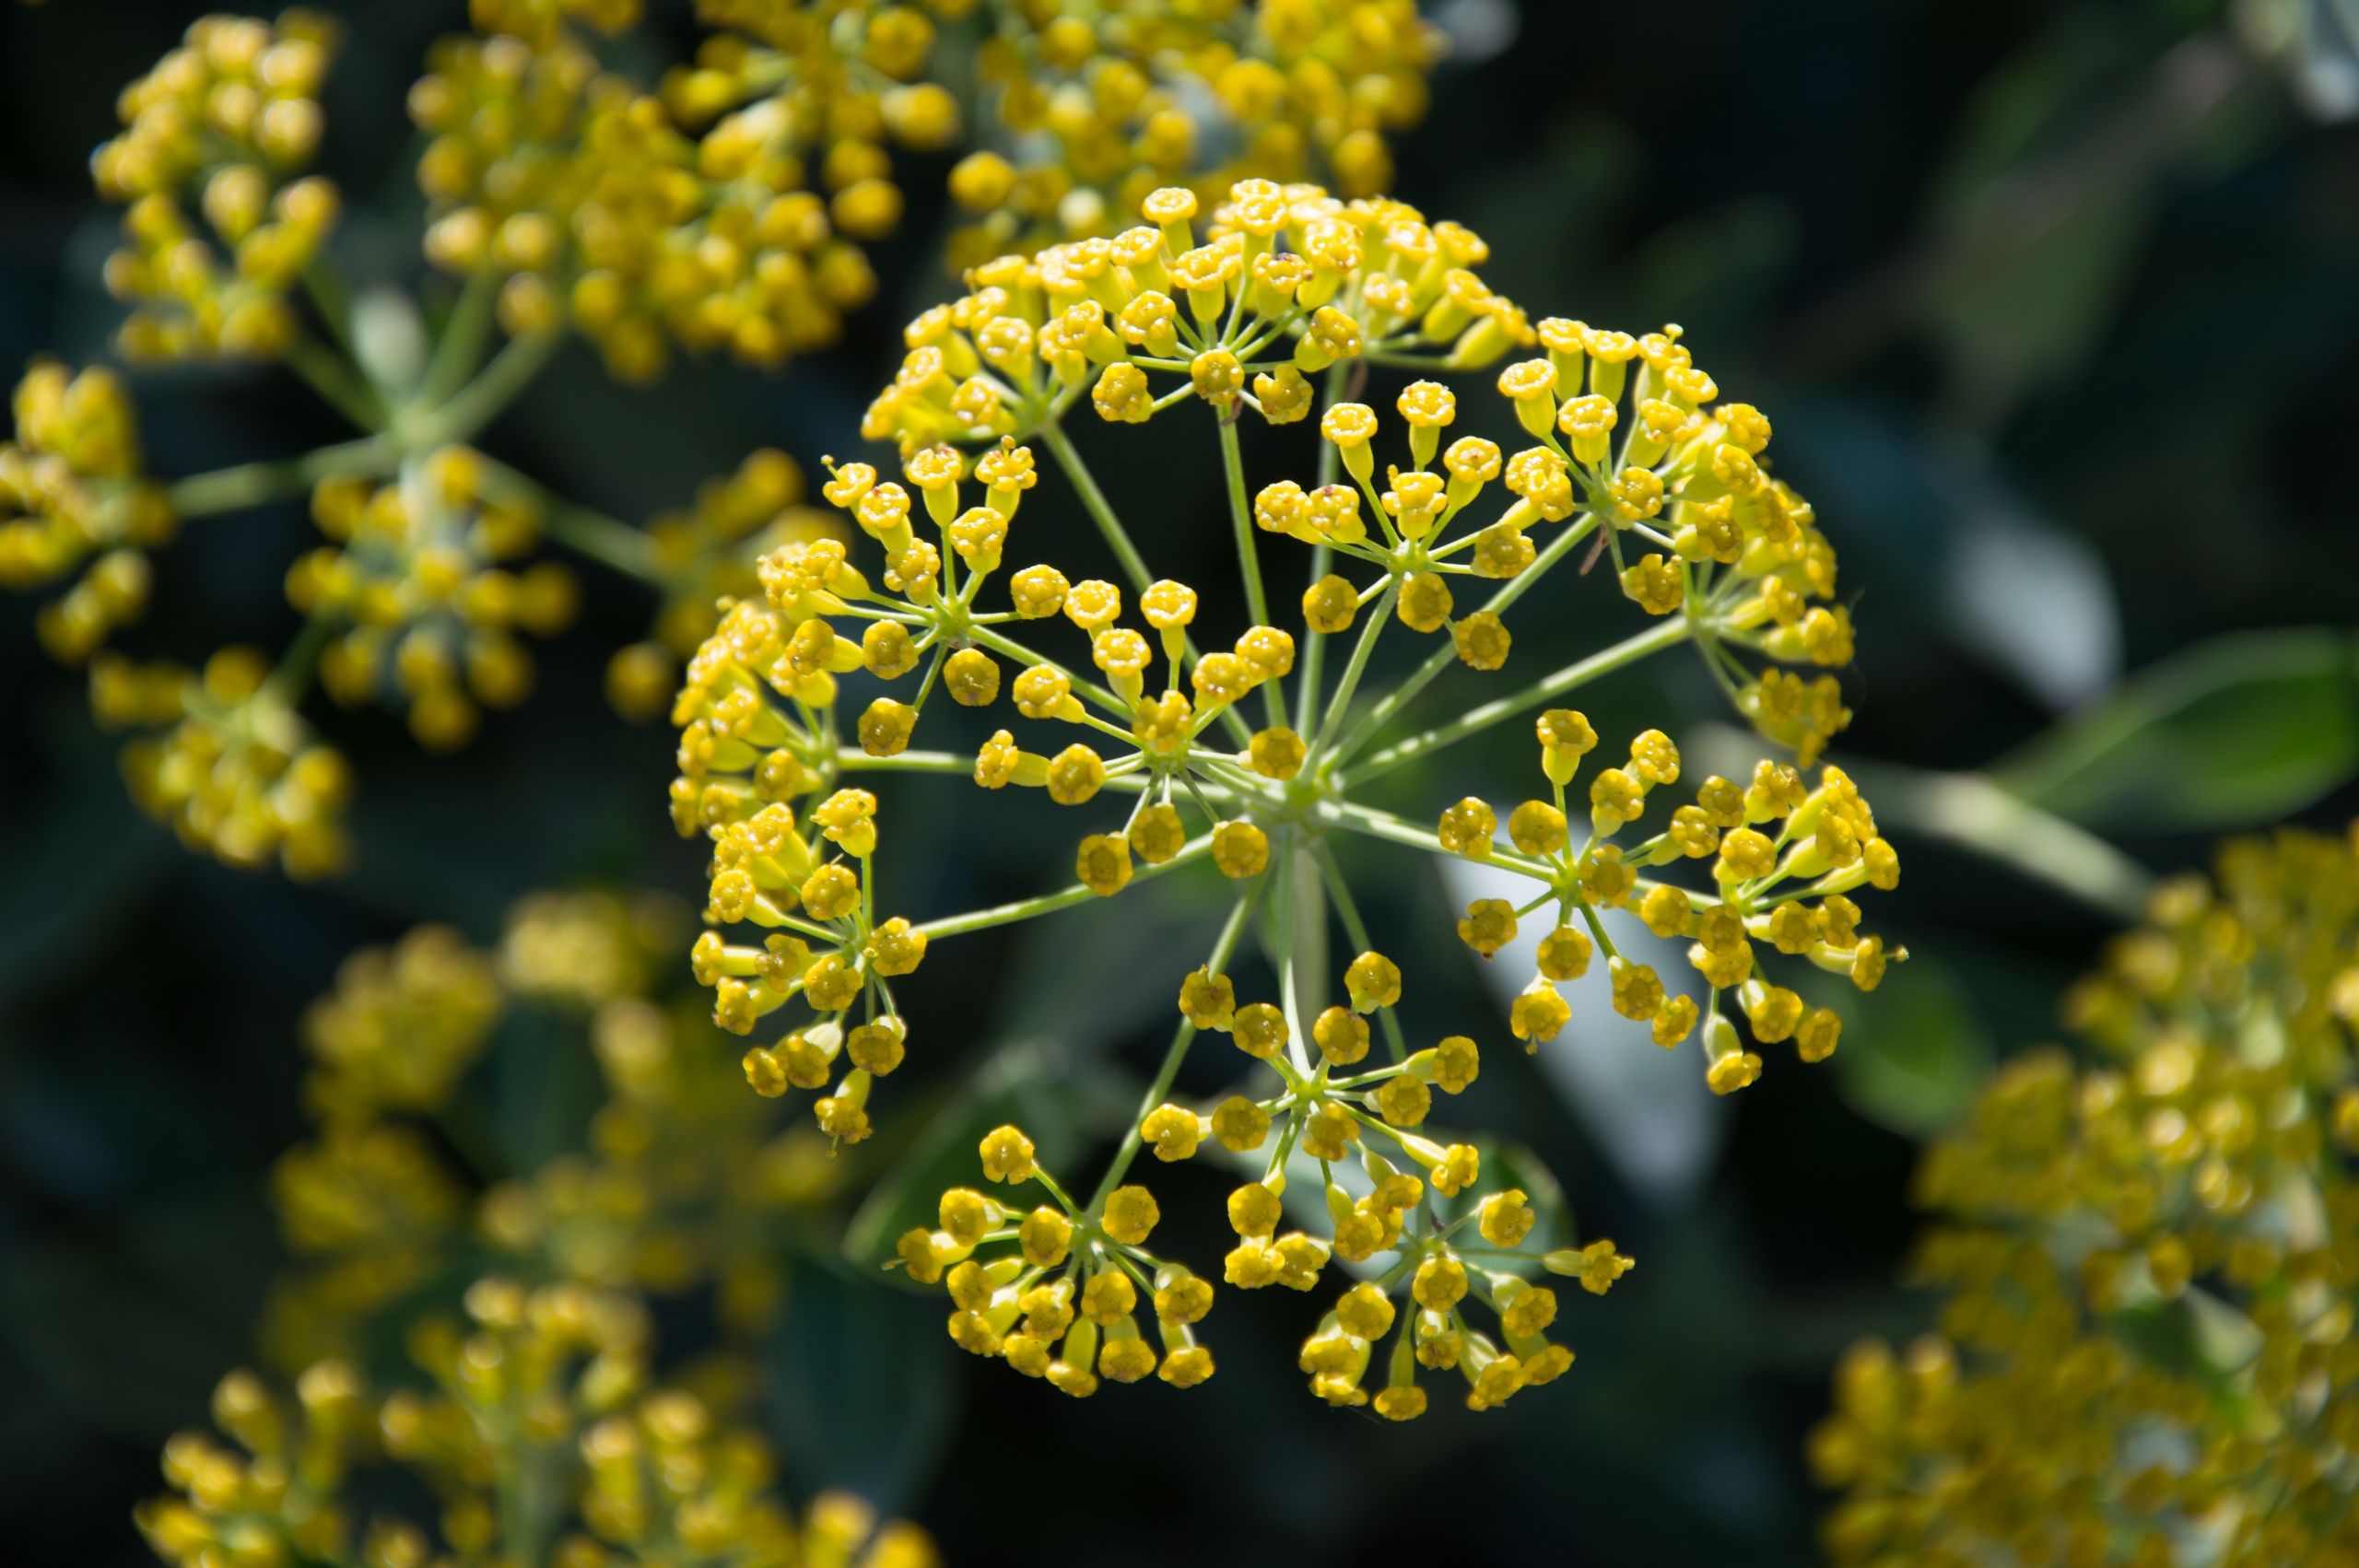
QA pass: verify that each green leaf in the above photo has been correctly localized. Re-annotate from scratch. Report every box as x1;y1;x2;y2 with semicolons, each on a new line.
1993;628;2359;830
1824;955;1997;1138
760;1260;955;1515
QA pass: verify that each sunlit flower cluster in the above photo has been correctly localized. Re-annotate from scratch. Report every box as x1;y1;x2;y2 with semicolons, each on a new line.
1445;729;1898;1093
294;447;580;750
0;361;176;661
1814;821;2359;1566
142;1281;935;1568
95;10;342;362
669;179;1885;1412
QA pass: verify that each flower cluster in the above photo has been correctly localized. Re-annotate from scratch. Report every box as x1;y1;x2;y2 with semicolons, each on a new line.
414;1;1442;380
1443;725;1899;1094
142;1281;936;1568
669;180;1891;1413
92;645;353;878
885;0;1440;263
896;1117;1640;1414
266;889;852;1371
0;361;176;662
1813;822;2359;1565
295;447;580;750
95;10;341;362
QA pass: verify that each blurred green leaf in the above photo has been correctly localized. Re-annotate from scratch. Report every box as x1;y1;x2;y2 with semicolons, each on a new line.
1994;628;2359;830
761;1261;954;1515
1825;956;1997;1138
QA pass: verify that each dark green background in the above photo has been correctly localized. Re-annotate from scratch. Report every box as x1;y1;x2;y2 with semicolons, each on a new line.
6;1;2359;1563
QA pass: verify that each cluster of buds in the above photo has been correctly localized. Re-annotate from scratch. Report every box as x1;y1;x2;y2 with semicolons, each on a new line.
664;180;1890;1415
92;645;353;878
265;889;852;1372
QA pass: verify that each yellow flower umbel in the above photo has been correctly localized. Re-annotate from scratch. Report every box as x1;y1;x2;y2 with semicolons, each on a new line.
939;0;1440;262
95;11;342;362
1473;719;1900;1094
898;1124;1221;1397
668;179;1892;1412
141;1281;937;1568
0;361;177;661
1813;821;2359;1566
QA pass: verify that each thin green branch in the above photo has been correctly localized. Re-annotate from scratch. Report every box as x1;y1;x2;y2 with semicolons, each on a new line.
417;327;560;449
1038;419;1254;746
1325;510;1604;766
1216;416;1284;728
1318;798;1556;883
1344;617;1690;787
911;832;1215;940
1087;880;1265;1207
169;434;401;517
473;453;662;584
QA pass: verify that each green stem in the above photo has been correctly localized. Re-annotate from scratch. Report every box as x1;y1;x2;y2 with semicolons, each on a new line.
1039;419;1157;596
833;749;985;778
1319;798;1556;883
1216;417;1284;728
421;267;501;406
169;435;401;517
1344;618;1690;787
1087;882;1263;1207
282;333;389;431
1310;583;1395;758
418;328;560;448
1292;361;1349;735
1309;842;1407;1062
1038;419;1253;746
912;833;1215;940
1842;759;2155;922
264;606;343;707
472;453;662;584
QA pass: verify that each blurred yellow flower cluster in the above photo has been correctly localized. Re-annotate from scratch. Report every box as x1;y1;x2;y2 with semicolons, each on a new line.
268;890;854;1370
0;361;175;661
142;1281;936;1568
296;447;581;750
1814;821;2359;1565
93;644;353;878
669;178;1888;1413
95;10;341;362
418;0;1440;381
143;886;930;1566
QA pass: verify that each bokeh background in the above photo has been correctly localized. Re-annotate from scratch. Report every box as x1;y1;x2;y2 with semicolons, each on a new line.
6;1;2359;1563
